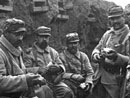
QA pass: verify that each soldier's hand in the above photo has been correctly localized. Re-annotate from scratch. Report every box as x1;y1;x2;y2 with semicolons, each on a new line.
26;73;46;87
80;82;92;92
71;74;85;83
38;67;49;76
103;48;117;61
93;53;102;62
80;82;86;89
32;74;46;86
62;73;73;79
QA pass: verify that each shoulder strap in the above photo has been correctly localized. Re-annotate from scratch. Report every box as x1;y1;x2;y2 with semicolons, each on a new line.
63;51;76;73
65;51;84;74
119;29;129;44
105;31;113;47
0;43;14;75
79;52;84;74
32;47;38;66
74;52;84;74
105;30;129;47
49;48;54;62
32;46;55;65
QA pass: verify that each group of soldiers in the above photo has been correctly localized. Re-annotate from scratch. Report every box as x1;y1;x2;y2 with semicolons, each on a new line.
0;5;130;98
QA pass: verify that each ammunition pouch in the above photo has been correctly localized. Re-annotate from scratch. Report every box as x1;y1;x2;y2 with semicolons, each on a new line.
103;65;120;74
101;62;126;86
100;61;120;74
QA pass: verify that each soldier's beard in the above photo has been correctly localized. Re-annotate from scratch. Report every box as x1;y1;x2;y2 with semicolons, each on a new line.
67;47;78;54
113;23;122;30
39;40;48;49
14;40;23;48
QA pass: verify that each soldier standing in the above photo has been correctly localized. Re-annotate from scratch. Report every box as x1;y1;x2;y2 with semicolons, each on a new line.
91;6;130;98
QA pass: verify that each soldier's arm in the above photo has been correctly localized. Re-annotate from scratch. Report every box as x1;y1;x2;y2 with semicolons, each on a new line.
22;49;41;74
23;48;65;75
114;53;129;67
92;31;110;62
114;35;130;67
0;50;28;93
53;50;65;72
83;53;94;84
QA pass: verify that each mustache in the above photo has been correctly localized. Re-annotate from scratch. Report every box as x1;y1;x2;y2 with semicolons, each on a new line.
113;22;120;25
14;40;23;47
67;46;78;54
39;40;48;49
113;21;123;26
17;40;22;45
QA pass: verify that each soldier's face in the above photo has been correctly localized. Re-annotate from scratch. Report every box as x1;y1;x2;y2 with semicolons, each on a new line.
7;31;25;48
37;35;50;49
125;13;130;27
109;16;125;30
67;41;79;54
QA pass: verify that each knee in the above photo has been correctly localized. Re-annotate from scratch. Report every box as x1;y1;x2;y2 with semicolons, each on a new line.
63;87;74;98
54;85;74;98
41;85;52;91
35;85;53;95
35;85;53;98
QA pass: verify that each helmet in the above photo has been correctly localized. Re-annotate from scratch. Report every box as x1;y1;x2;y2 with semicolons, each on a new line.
3;18;26;33
66;32;79;43
108;6;124;18
36;26;51;36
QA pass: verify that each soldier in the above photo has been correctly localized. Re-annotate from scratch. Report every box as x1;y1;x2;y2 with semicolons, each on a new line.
24;26;74;98
0;18;53;98
59;32;94;98
124;4;130;98
124;4;130;28
91;6;130;98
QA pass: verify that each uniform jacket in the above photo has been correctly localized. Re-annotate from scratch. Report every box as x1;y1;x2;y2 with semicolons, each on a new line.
92;24;130;84
0;35;28;96
91;25;130;98
0;35;41;98
60;49;94;84
24;42;65;71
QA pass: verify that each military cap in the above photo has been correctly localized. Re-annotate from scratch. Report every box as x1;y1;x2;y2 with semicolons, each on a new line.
108;6;124;18
36;26;51;36
66;32;79;43
3;18;26;33
125;4;130;15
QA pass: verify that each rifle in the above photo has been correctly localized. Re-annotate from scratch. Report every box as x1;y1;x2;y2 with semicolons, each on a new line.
120;35;130;98
120;70;128;98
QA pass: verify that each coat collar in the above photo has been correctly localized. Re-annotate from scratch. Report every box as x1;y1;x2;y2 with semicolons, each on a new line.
33;42;50;53
110;25;129;35
65;49;80;59
0;35;21;57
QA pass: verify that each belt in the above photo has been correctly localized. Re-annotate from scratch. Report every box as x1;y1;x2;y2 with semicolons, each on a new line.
104;67;119;74
102;63;120;74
